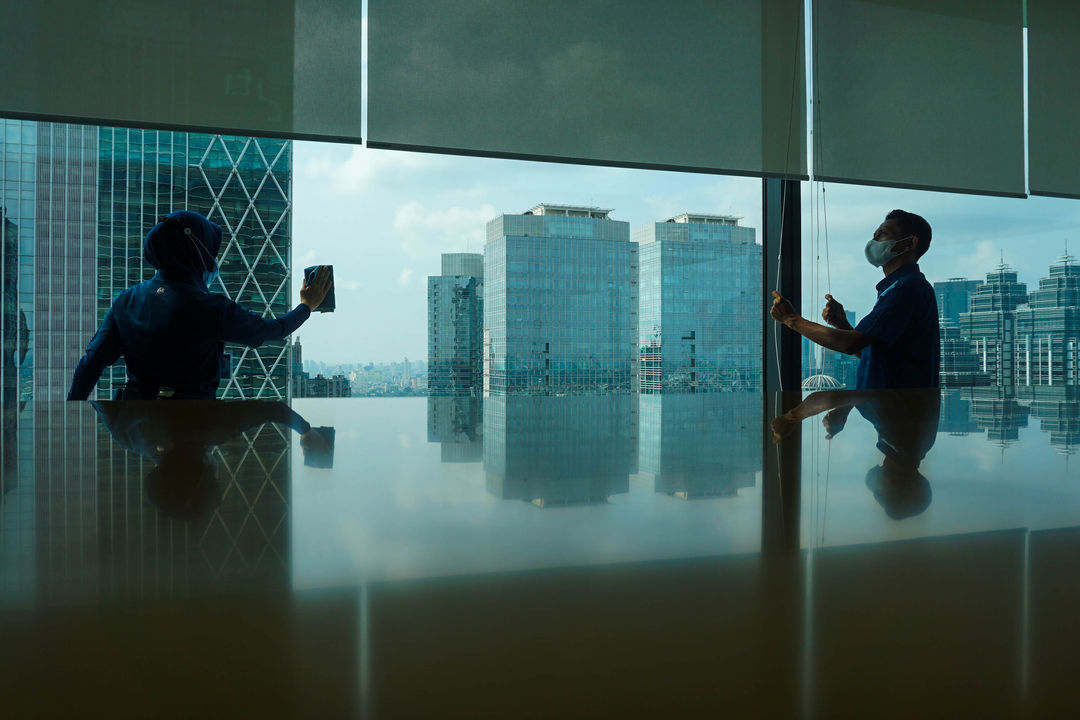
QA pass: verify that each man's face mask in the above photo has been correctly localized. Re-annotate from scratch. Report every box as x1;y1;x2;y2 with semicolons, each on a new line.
864;234;912;268
184;227;220;289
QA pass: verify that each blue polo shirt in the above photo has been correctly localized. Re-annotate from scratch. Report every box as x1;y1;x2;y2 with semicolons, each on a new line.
854;264;940;389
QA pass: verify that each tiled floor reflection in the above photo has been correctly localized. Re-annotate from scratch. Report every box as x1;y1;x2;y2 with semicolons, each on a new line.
1;392;1079;717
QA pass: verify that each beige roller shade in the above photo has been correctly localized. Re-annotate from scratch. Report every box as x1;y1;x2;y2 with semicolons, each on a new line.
0;0;362;141
1028;0;1080;199
368;0;806;178
812;0;1025;197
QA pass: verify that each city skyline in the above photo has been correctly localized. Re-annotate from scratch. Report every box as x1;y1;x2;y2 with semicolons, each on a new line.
292;142;1080;365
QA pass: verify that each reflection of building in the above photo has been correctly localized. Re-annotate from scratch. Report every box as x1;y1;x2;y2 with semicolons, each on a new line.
483;395;635;506
483;204;636;395
636;214;760;393
1019;385;1080;455
1014;255;1080;387
939;390;981;435
427;396;483;463
967;386;1030;446
638;393;759;499
934;278;983;324
428;253;483;396
96;129;293;399
959;263;1028;388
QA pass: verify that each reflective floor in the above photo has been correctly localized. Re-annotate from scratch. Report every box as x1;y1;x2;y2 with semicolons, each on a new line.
1;389;1078;718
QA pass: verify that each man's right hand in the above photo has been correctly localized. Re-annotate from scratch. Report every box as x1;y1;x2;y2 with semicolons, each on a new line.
300;266;333;312
822;294;851;330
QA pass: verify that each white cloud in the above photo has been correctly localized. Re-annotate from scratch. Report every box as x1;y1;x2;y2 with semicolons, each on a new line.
397;267;414;286
392;200;496;260
336;279;364;291
301;146;439;195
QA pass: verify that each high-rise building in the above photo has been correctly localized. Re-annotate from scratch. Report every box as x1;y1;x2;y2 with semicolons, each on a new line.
959;263;1028;387
96;128;293;399
483;204;636;395
934;278;983;324
3;121;294;401
428;253;483;396
636;213;760;393
1013;255;1080;387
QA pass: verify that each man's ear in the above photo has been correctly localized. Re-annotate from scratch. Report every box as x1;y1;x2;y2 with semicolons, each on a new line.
899;235;919;257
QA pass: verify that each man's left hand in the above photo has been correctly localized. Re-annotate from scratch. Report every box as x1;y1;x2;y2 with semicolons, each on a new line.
770;291;798;325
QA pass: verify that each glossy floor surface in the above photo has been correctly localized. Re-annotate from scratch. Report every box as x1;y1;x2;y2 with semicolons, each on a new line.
1;389;1078;718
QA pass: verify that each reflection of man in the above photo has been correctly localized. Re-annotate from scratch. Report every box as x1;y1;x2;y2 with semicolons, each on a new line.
770;210;940;389
772;389;940;519
93;400;331;520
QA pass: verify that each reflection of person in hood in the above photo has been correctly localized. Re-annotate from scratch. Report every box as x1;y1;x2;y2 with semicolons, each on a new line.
67;211;332;400
92;400;331;521
771;388;940;520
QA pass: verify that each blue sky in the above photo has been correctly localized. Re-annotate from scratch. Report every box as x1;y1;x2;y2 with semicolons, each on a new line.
290;141;1080;364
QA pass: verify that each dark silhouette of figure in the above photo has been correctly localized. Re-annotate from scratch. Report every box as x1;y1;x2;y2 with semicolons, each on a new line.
770;210;940;389
92;399;333;521
772;388;941;519
68;210;332;400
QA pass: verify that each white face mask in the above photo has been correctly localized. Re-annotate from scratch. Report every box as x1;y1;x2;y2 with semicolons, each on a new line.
865;235;911;268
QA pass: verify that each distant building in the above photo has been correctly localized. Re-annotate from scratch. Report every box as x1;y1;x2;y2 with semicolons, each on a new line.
934;278;983;324
296;373;351;398
958;263;1028;387
636;213;760;393
1013;255;1080;387
483;204;636;395
428;253;483;395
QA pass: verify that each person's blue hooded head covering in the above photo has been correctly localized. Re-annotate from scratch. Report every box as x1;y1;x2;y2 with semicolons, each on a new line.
144;210;223;286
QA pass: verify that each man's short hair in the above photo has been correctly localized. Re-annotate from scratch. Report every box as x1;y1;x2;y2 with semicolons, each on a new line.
886;209;932;258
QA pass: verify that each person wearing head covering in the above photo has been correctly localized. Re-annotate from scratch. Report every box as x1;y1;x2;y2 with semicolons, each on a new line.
67;210;332;400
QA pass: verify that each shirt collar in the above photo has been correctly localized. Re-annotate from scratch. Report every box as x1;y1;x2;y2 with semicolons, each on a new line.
876;263;921;293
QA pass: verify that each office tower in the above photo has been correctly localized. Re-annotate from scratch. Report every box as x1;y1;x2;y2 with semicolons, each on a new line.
427;395;483;463
428;253;483;395
638;393;759;499
1014;254;1080;387
636;213;760;393
934;278;983;324
96;128;293;399
959;263;1028;387
483;395;634;507
483;204;636;395
939;319;987;386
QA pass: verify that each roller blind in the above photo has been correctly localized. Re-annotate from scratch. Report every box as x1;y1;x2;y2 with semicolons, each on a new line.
0;0;362;141
1028;0;1080;199
368;0;806;178
812;0;1025;197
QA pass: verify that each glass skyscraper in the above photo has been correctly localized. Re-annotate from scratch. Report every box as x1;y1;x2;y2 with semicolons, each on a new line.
636;214;760;393
428;252;483;395
96;128;293;399
959;262;1028;388
483;204;637;396
1014;255;1080;387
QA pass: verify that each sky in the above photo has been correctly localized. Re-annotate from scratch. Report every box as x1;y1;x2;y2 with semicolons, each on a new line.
290;141;1080;364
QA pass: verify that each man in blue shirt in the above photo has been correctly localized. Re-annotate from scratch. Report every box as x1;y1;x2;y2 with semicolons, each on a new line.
770;209;940;389
68;210;332;400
